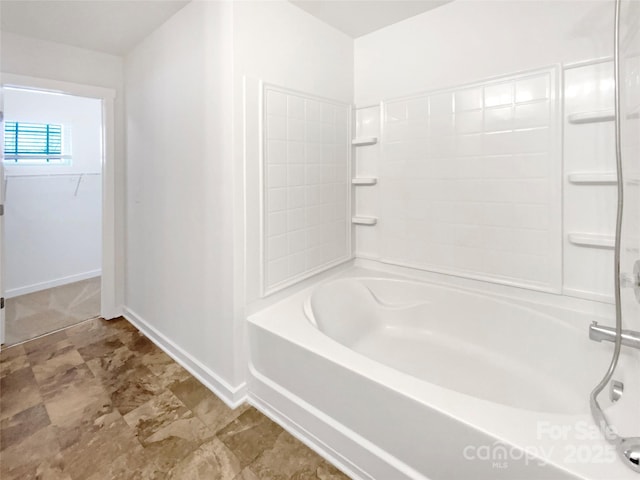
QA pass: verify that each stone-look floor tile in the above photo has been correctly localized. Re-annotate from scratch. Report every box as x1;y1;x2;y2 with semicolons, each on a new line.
60;416;142;480
166;437;242;479
1;316;351;479
171;376;250;433
250;430;350;480
65;317;119;349
0;425;63;480
86;344;139;387
217;407;284;468
52;398;120;451
141;348;192;389
85;443;163;480
39;364;108;425
122;389;192;444
76;334;125;362
109;364;168;416
0;345;29;377
0;403;51;451
0;367;43;420
233;467;261;480
29;340;85;384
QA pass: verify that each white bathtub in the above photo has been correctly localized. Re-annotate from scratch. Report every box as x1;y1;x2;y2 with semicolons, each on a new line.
248;266;640;480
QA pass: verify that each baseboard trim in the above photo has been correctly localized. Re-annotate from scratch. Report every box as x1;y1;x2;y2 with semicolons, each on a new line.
6;270;102;298
122;307;247;408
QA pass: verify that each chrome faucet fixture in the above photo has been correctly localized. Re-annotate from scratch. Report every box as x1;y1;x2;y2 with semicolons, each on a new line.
589;321;640;350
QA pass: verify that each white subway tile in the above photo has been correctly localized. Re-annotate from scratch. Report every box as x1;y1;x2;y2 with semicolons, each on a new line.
266;90;287;116
268;165;287;188
287;117;306;142
321;103;335;124
455;88;483;111
484;106;514;132
288;186;305;209
287;208;306;231
289;252;307;276
267;114;287;140
268;188;287;212
287;141;305;164
484;82;514;107
287;95;305;119
267;234;288;260
455;110;483;134
305;99;322;122
288;230;307;254
268;211;287;237
407;97;428;121
514;101;549;129
515;75;549;103
267;140;287;164
287;164;305;187
385;101;408;122
429;93;454;116
267;257;288;285
305;143;322;164
305;121;322;143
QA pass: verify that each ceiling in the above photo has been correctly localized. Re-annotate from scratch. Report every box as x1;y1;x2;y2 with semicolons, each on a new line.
289;0;452;38
0;0;452;56
0;0;190;56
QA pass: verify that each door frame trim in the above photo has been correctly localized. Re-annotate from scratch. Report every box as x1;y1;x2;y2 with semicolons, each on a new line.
1;73;120;324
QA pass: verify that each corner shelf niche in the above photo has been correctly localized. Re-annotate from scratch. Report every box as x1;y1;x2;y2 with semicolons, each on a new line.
568;233;614;249
352;216;377;226
351;137;378;146
351;178;377;186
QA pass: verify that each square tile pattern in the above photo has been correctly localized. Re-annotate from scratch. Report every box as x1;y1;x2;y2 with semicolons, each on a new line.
376;69;560;289
264;87;351;294
0;317;350;479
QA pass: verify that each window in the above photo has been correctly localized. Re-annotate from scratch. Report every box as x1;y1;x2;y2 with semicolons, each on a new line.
3;121;70;164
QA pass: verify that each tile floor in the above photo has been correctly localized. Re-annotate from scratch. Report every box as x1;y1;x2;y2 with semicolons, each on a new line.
0;317;350;479
5;277;101;345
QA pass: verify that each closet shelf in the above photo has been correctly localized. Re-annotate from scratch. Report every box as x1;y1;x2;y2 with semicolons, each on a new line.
352;216;377;226
567;172;617;185
351;137;378;146
567;110;614;124
568;233;614;249
351;178;377;186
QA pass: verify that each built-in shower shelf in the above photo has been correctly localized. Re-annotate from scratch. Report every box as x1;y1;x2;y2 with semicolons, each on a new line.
352;216;377;226
568;233;615;249
567;172;617;185
351;137;378;146
351;178;377;186
568;110;615;124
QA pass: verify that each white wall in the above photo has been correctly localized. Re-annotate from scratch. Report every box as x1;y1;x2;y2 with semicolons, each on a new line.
1;31;125;307
4;88;102;296
125;1;239;394
354;0;614;105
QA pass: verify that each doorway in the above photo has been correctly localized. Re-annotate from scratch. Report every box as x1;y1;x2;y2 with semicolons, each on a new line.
0;74;118;346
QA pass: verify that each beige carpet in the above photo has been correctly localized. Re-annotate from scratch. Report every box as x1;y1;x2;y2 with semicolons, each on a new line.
4;277;101;346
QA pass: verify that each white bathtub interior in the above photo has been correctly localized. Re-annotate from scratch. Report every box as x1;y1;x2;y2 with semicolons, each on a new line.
305;276;623;415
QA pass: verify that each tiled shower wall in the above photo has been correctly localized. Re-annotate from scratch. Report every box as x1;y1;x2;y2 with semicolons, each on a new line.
356;68;562;292
263;86;351;294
